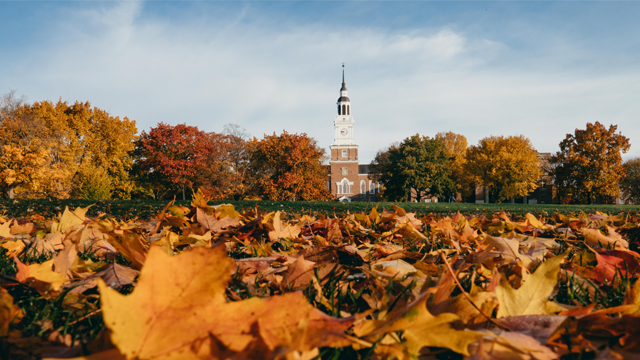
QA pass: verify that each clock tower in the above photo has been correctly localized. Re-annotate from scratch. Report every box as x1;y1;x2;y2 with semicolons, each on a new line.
329;64;361;198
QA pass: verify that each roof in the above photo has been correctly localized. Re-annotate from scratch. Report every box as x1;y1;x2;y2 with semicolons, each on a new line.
337;96;350;103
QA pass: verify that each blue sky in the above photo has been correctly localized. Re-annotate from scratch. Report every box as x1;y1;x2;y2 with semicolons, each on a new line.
1;1;639;163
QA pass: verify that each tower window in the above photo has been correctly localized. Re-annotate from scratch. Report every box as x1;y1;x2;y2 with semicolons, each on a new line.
342;179;350;194
347;105;350;115
338;104;341;115
342;104;346;115
342;150;347;158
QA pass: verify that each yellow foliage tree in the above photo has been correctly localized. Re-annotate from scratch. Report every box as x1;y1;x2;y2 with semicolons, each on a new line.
15;100;137;199
0;145;69;199
466;135;542;202
0;104;70;198
435;131;472;200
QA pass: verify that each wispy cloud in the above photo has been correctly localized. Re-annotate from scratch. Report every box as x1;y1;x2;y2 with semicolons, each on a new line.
1;2;639;162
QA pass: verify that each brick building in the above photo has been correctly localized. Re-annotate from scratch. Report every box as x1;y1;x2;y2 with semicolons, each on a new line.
328;66;379;202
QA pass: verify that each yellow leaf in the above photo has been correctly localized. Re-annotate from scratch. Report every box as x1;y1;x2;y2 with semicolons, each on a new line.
53;206;91;233
99;246;353;359
14;257;68;294
474;234;522;268
496;251;568;318
525;213;547;230
268;211;301;240
582;227;629;250
361;292;483;356
0;220;13;238
1;239;25;256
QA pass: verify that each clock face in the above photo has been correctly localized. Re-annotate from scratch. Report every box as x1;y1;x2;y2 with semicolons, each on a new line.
340;128;348;136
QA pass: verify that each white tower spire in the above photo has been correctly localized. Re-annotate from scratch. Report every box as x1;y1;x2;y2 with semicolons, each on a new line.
333;63;357;146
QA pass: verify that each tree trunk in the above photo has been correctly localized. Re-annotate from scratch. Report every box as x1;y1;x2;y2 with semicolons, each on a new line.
182;184;186;201
7;186;15;199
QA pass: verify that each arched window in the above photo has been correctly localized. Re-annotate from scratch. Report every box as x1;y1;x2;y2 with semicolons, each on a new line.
369;180;375;194
360;180;366;194
347;105;350;115
338;105;341;115
342;179;350;194
342;104;346;115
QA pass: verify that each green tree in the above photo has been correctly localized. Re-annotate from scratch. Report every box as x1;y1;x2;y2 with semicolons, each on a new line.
74;166;113;200
373;134;455;202
620;158;640;204
466;135;541;203
551;122;630;204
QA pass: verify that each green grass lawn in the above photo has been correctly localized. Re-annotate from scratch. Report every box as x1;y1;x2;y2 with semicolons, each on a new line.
1;199;638;220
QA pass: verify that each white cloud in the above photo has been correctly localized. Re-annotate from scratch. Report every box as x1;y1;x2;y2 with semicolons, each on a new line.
2;2;640;163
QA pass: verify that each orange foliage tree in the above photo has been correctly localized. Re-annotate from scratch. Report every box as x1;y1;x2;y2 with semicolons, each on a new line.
248;131;331;201
551;122;630;204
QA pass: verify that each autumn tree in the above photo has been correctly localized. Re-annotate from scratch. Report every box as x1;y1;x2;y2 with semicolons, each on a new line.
135;123;214;200
621;158;640;204
9;99;138;199
222;123;254;200
0;93;69;199
248;131;331;201
372;134;455;202
0;90;27;124
551;122;630;204
74;166;114;200
466;135;541;203
435;131;472;201
196;131;236;200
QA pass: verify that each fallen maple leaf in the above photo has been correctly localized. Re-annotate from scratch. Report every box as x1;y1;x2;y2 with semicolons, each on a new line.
268;211;301;240
496;251;568;318
582;227;629;250
358;292;484;356
14;256;68;295
98;245;353;359
52;206;90;233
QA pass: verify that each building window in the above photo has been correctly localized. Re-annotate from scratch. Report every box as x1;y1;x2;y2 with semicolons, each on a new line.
342;150;347;158
342;104;346;115
360;180;366;194
347;105;350;115
349;184;353;194
369;180;375;194
337;184;342;194
337;104;341;115
342;179;350;194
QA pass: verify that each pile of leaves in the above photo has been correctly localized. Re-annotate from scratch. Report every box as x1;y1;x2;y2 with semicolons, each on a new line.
2;190;640;359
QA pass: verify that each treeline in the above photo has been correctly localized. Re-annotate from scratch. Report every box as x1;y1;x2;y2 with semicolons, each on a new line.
370;125;638;204
0;92;330;201
2;91;638;204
